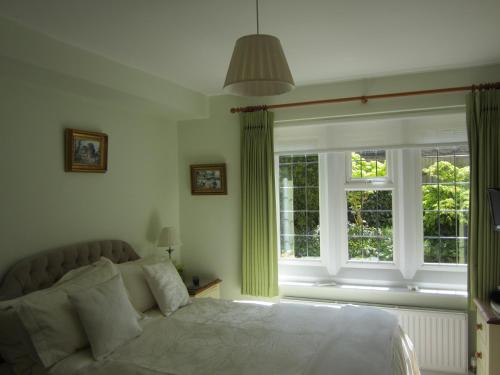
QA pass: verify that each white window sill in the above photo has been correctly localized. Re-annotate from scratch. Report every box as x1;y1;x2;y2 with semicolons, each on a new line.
280;258;468;272
419;263;467;273
279;280;467;298
342;260;398;270
279;258;323;267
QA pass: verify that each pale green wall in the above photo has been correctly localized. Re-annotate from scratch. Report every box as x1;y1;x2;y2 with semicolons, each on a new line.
0;15;210;277
0;73;180;276
178;95;246;299
178;63;500;305
0;16;208;120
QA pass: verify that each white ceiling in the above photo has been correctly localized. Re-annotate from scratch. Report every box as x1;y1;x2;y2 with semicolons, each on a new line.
1;0;499;95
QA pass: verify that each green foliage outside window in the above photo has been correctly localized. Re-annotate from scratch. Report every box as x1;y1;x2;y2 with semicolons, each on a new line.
351;150;387;178
279;154;320;258
347;152;392;262
279;148;469;264
347;189;393;262
422;149;469;264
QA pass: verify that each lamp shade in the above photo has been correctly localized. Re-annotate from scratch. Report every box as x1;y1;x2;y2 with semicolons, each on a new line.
157;227;179;247
223;34;294;96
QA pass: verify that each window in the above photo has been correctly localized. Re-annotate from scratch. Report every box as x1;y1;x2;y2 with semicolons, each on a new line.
276;143;470;288
421;146;469;264
347;190;393;262
346;150;394;263
350;150;387;179
278;154;320;259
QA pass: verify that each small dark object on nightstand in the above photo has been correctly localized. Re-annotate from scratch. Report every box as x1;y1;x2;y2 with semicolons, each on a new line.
192;276;200;287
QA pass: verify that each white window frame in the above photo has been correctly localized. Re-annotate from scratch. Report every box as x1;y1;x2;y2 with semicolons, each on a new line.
275;153;327;268
415;145;469;273
341;149;399;270
345;149;393;184
276;145;468;288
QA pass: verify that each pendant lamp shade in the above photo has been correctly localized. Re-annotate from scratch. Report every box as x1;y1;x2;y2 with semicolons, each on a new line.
223;34;294;96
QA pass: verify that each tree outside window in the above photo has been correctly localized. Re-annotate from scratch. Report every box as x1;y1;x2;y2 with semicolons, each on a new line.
347;151;393;262
279;154;320;258
421;146;469;264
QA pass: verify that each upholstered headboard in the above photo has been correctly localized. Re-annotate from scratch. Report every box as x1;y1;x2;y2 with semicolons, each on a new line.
0;240;139;301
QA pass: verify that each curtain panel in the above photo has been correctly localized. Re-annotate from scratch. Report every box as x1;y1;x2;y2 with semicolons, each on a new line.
240;110;279;297
467;88;500;306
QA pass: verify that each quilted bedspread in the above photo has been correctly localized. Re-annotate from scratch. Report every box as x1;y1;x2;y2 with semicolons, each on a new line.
50;299;419;375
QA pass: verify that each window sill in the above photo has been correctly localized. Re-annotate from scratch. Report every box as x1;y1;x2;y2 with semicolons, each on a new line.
279;280;467;298
342;260;398;270
419;263;467;273
279;258;323;267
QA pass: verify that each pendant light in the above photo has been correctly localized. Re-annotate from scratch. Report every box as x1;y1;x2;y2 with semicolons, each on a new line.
223;0;295;96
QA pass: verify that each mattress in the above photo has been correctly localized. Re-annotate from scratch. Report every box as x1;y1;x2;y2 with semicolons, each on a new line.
49;299;419;375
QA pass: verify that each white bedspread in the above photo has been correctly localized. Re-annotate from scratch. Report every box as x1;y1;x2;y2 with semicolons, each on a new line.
50;299;419;375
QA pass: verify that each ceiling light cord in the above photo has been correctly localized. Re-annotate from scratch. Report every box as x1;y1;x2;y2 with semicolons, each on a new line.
256;0;260;34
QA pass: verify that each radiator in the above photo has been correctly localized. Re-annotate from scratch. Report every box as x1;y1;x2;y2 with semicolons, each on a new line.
282;298;468;374
384;306;468;374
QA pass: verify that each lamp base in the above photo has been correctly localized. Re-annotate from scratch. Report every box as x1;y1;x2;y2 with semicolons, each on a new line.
166;247;174;259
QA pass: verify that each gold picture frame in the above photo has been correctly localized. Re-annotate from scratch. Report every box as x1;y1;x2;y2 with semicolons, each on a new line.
190;164;227;195
65;128;108;173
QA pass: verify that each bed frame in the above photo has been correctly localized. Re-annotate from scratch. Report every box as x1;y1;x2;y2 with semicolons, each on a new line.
0;240;139;301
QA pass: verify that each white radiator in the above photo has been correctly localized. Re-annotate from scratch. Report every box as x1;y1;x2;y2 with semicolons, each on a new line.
282;298;468;374
383;306;468;374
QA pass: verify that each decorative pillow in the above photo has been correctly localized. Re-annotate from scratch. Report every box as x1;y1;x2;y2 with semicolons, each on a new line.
0;298;41;375
15;257;119;367
55;264;93;284
68;274;143;360
117;255;167;312
142;261;190;316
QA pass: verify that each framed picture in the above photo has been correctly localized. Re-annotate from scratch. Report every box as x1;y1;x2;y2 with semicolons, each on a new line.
190;164;227;195
65;128;108;173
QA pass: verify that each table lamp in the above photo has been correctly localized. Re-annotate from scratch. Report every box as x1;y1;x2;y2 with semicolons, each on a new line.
157;226;180;259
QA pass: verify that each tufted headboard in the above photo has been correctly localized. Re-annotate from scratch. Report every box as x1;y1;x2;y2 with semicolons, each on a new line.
0;240;139;301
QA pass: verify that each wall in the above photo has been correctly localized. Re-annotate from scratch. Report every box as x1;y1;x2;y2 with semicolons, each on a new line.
0;16;210;277
0;16;208;120
178;95;246;299
178;63;500;305
0;72;180;276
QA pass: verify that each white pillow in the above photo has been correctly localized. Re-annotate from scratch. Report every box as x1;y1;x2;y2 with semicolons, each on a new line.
143;262;189;316
68;274;142;360
15;258;118;367
55;264;93;284
117;255;168;312
0;297;42;375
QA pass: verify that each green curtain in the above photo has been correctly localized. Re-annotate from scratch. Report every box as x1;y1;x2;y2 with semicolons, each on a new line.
467;87;500;306
240;110;279;297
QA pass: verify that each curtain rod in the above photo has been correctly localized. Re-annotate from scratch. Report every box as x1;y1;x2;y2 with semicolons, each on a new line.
229;82;500;114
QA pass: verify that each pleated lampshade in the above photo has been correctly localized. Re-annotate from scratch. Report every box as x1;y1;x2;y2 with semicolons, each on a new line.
223;34;295;96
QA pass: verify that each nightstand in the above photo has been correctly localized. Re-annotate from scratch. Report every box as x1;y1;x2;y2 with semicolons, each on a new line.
474;298;500;375
186;278;222;299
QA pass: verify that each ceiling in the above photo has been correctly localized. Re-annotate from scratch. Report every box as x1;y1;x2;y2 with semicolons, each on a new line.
1;0;499;96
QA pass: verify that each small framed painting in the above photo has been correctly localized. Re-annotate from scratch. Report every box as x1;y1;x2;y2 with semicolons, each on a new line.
65;128;108;172
190;164;227;195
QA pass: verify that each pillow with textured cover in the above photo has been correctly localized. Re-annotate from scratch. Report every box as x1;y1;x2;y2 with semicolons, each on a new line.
15;257;119;368
68;274;142;360
0;298;44;375
55;263;94;284
116;254;169;313
143;261;190;316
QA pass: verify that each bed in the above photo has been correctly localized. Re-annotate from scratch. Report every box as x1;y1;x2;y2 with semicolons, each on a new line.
0;240;420;375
